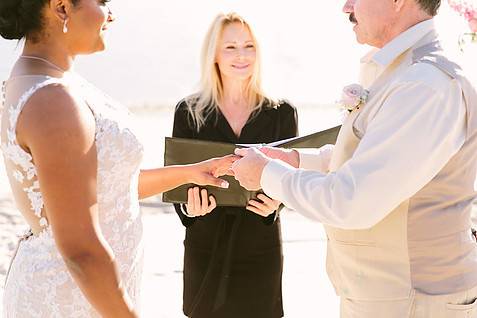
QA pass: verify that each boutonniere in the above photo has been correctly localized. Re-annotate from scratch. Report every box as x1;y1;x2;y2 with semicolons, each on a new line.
339;84;369;112
448;0;477;51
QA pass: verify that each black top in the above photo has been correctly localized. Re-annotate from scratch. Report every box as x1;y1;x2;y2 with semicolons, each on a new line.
173;98;298;226
172;98;298;318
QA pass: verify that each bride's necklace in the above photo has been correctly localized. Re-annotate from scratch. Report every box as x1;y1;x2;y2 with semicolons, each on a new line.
19;55;68;73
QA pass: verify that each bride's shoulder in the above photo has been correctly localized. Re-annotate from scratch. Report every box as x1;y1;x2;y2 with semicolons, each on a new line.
16;82;95;148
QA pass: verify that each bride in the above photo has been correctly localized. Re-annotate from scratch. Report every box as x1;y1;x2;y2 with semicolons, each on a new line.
0;0;235;317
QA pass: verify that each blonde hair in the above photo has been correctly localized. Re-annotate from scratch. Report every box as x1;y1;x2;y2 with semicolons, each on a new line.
185;12;273;132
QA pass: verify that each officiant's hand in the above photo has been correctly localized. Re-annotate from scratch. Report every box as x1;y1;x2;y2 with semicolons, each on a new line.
232;148;271;191
190;154;239;188
259;147;300;168
247;194;280;217
186;187;217;217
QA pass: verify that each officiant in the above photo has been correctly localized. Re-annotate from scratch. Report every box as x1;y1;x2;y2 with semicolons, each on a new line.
170;13;297;318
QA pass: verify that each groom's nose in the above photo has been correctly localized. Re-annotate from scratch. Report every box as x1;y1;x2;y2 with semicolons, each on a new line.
342;0;355;14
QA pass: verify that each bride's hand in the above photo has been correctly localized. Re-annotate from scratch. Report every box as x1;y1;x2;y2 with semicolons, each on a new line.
185;187;217;217
188;154;239;188
246;193;281;217
259;147;300;168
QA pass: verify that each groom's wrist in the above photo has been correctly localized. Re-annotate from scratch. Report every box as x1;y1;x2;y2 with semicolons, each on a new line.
260;159;295;201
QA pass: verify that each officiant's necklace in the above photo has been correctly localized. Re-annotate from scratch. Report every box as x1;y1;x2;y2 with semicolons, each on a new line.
19;55;68;73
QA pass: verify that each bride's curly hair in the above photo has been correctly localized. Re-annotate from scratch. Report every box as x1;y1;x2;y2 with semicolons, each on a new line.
0;0;79;41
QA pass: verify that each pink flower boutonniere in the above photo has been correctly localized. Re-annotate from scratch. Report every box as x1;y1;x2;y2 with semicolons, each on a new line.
339;84;369;112
448;0;477;50
470;18;477;32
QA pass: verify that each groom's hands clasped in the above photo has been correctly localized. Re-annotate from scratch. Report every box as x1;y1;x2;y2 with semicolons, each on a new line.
232;148;270;191
232;146;300;191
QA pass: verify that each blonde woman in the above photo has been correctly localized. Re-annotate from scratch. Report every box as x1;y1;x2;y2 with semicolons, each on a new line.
172;13;298;318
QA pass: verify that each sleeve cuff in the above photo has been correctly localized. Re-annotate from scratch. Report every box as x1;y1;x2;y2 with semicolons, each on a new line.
298;148;323;169
297;144;334;171
260;159;296;201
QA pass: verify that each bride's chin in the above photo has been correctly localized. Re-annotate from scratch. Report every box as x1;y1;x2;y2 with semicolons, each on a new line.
92;40;107;53
78;47;106;56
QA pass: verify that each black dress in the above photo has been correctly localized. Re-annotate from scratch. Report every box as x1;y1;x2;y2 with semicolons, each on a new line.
172;98;298;318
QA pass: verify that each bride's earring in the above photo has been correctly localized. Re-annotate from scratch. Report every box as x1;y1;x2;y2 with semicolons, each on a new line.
63;18;68;33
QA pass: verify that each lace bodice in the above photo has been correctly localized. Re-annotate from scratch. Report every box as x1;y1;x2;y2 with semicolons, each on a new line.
1;74;144;317
1;78;65;229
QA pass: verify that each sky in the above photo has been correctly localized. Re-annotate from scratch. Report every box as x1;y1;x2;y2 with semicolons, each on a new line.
0;0;474;107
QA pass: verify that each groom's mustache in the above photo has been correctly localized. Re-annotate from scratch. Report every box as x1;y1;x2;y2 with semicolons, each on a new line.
349;13;357;24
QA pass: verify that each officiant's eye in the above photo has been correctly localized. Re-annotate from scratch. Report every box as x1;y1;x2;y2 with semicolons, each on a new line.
226;45;237;50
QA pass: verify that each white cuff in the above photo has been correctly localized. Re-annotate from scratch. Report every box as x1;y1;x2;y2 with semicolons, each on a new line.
297;144;334;172
260;159;296;202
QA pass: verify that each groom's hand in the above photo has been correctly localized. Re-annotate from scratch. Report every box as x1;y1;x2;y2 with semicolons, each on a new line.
232;148;271;191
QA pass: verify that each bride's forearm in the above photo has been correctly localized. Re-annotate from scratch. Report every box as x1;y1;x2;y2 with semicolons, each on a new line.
62;249;137;318
138;166;193;199
138;155;235;199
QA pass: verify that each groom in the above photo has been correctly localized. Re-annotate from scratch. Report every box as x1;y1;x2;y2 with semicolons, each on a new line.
232;0;477;317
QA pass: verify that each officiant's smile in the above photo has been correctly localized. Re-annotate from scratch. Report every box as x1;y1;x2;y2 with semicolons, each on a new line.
231;63;250;70
216;21;256;80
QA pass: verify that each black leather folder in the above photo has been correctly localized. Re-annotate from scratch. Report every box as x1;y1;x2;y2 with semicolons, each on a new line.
162;125;341;207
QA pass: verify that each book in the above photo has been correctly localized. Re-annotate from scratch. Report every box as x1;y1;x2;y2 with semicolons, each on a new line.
162;125;341;207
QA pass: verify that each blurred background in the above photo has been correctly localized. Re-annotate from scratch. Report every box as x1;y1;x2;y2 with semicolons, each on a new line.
1;0;474;108
2;0;473;166
1;1;476;317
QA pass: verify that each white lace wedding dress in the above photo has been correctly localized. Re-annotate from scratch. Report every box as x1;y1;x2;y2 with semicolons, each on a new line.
1;73;144;317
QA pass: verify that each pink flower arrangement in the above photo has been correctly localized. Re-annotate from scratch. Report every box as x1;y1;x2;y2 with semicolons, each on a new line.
339;84;369;112
470;18;477;32
448;0;477;32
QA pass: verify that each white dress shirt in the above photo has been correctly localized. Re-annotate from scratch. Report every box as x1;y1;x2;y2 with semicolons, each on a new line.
260;20;467;229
